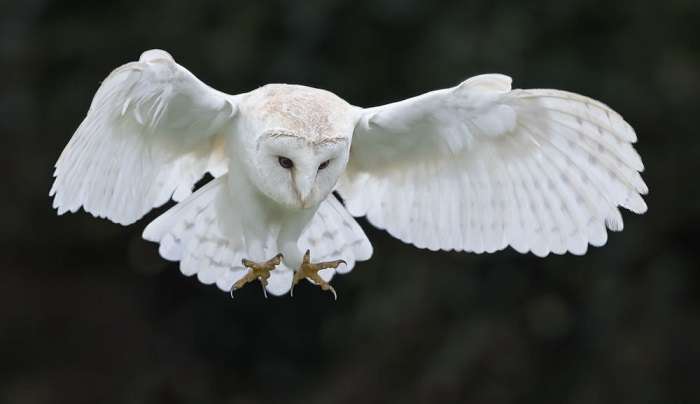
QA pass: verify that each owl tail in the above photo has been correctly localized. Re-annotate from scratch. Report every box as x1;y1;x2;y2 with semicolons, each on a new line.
141;175;280;293
142;175;373;296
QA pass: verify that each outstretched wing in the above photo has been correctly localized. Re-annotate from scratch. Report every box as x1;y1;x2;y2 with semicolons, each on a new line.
339;74;648;256
50;49;238;225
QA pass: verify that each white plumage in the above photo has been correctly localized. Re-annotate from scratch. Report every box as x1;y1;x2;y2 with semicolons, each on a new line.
50;50;647;297
50;50;234;225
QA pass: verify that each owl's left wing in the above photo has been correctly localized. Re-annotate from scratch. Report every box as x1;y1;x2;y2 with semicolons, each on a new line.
339;74;648;256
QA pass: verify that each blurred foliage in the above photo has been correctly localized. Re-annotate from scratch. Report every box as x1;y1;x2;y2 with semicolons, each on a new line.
1;0;699;403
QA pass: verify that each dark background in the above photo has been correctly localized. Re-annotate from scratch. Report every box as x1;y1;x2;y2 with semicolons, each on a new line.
2;0;699;403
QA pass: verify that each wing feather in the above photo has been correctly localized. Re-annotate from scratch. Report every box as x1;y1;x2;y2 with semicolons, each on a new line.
341;74;647;256
50;49;238;225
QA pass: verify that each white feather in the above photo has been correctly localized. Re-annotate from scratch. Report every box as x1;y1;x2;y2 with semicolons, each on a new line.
142;176;372;296
50;50;236;225
341;74;647;256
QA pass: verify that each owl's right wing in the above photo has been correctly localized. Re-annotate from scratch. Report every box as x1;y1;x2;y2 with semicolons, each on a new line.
50;50;239;225
340;74;647;256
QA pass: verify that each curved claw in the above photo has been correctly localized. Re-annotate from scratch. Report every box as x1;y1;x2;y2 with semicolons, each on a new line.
231;281;268;299
230;284;240;299
326;284;337;300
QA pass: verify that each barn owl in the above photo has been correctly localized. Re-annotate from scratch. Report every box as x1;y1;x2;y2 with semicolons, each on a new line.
50;49;648;299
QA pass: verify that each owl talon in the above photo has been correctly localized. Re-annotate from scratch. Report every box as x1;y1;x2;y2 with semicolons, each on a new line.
229;253;283;298
291;250;345;300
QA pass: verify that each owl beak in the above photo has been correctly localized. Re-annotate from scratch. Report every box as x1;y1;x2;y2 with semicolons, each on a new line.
293;171;315;208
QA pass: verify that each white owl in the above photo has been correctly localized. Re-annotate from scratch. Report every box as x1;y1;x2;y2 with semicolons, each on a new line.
50;50;648;298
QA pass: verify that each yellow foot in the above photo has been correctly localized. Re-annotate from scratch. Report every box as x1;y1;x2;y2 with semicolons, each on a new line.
230;253;283;298
291;250;346;300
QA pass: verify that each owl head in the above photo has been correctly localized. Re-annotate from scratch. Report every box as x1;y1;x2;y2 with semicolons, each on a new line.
234;84;358;209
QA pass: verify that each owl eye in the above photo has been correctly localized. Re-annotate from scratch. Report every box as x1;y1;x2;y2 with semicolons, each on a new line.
318;160;330;170
278;156;294;169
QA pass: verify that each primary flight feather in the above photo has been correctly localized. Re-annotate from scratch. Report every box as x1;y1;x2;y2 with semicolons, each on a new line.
50;49;647;298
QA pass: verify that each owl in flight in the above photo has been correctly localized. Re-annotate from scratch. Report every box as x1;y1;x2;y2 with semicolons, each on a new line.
50;50;648;299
